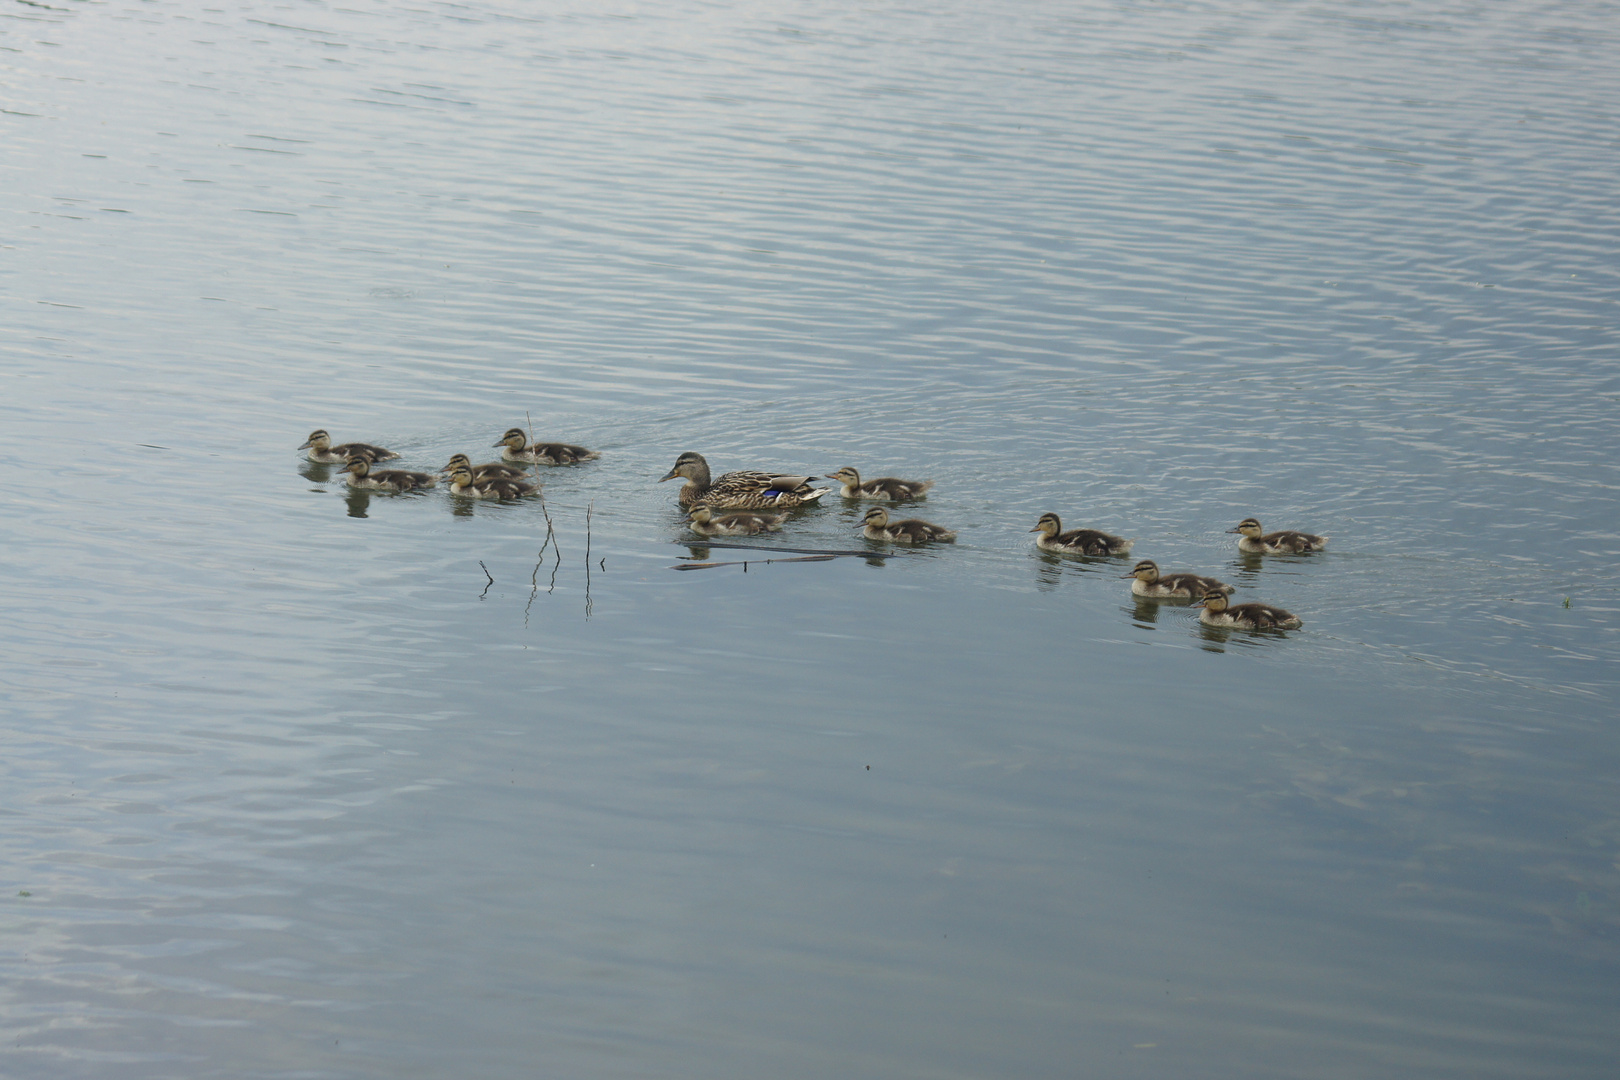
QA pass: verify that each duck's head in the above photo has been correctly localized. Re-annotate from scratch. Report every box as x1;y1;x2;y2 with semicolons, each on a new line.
1030;512;1062;537
861;507;890;528
827;466;861;484
300;429;331;451
1193;589;1230;612
341;455;371;478
449;467;475;488
492;428;527;450
1123;559;1160;582
441;453;473;474
688;506;714;524
660;452;709;483
1228;518;1263;538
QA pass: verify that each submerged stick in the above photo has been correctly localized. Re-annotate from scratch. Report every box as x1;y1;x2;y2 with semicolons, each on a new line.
674;541;895;558
672;555;840;571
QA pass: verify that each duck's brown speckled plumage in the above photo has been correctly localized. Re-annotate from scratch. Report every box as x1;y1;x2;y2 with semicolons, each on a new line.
1229;517;1328;554
1030;513;1133;556
301;429;400;464
826;467;933;502
660;452;827;510
493;427;599;465
1196;590;1303;630
1123;560;1235;599
687;506;787;536
341;456;436;492
860;506;956;543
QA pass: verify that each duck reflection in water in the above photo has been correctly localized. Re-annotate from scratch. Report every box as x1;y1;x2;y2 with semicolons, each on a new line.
344;486;371;519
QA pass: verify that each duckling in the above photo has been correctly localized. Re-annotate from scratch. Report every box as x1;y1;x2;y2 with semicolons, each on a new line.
860;506;956;543
826;466;934;502
1123;560;1235;599
447;466;539;499
300;429;400;464
1030;513;1133;556
1195;589;1303;630
340;456;437;492
1229;517;1328;554
440;453;531;481
492;427;599;465
687;506;787;536
659;452;828;510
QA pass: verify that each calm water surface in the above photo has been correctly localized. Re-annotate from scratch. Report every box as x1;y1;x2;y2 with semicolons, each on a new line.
3;0;1618;1076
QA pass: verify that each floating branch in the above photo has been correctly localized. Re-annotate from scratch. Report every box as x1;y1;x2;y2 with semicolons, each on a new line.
673;555;839;572
673;541;896;559
479;560;494;599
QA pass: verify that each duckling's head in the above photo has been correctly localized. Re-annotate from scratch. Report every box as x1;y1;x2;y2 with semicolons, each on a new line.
1124;559;1160;582
688;506;714;524
493;428;527;449
1193;589;1230;612
449;467;475;488
300;429;331;451
1228;517;1263;538
341;455;371;477
1030;512;1062;537
660;452;709;483
861;507;890;527
827;466;861;484
442;453;472;473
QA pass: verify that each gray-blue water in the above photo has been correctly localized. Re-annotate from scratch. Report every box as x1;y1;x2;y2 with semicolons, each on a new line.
3;1;1618;1076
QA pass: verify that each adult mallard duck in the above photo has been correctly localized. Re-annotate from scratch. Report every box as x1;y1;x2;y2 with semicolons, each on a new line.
1195;589;1303;630
447;466;539;499
340;456;436;492
1229;517;1328;553
687;506;786;536
1123;560;1235;599
493;427;599;465
1030;513;1133;556
300;429;400;464
860;506;956;543
826;466;933;502
659;452;827;510
440;453;531;481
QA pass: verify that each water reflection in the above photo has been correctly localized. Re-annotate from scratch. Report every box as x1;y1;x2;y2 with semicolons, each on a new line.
343;486;371;519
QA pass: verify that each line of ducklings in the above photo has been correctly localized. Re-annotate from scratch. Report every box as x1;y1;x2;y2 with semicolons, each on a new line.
305;432;1324;631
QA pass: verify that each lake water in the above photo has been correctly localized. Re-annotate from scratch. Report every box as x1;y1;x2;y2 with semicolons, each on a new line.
3;0;1618;1076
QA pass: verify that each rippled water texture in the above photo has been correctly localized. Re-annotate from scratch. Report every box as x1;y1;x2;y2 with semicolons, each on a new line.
3;1;1618;1077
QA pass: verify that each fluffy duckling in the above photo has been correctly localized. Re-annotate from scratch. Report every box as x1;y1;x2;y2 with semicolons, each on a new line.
660;452;828;510
1229;517;1328;554
1123;560;1235;599
447;466;539;499
687;506;787;536
860;506;956;543
493;427;599;465
1195;589;1303;630
300;429;400;464
826;466;934;502
1030;513;1133;556
340;456;437;492
440;453;531;481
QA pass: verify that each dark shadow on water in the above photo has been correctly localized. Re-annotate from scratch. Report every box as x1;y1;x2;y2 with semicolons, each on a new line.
300;461;334;484
343;486;370;519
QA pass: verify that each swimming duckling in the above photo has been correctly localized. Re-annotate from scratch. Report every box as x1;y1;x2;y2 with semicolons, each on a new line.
1030;513;1133;556
687;506;787;536
340;456;437;492
300;429;400;464
492;427;599;465
860;506;956;543
1229;517;1328;553
826;466;934;502
447;466;539;499
1195;589;1303;630
440;453;531;481
1123;560;1235;599
659;452;828;510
